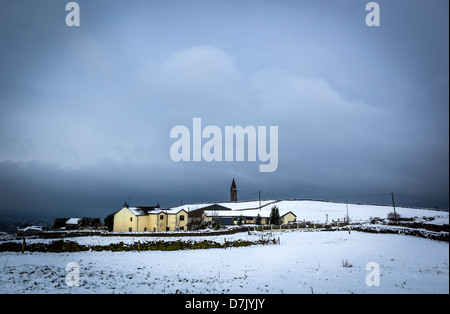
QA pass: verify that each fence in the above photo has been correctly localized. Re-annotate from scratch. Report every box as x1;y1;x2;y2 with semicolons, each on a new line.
23;222;336;239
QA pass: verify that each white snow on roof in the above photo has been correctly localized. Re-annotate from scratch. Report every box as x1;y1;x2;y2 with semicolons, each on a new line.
127;207;186;216
18;226;43;232
170;200;278;212
216;200;277;210
127;207;146;216
66;218;81;225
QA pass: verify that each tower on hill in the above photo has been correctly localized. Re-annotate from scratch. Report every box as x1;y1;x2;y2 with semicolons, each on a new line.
230;178;237;202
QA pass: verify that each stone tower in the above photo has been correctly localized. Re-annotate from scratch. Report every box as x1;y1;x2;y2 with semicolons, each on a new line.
230;178;237;202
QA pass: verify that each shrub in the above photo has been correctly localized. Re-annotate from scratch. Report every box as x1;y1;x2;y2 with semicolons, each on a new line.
387;212;401;220
255;213;262;225
211;221;222;230
53;218;69;229
104;214;115;231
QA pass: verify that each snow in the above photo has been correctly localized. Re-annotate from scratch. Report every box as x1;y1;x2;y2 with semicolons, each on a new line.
1;230;448;294
4;232;263;246
127;207;147;216
203;209;293;218
172;199;449;224
170;200;278;212
128;207;186;216
272;200;448;223
1;200;447;294
65;218;81;225
216;200;277;210
19;226;42;232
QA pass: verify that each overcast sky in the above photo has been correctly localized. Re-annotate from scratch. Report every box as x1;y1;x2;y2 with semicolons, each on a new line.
0;0;448;218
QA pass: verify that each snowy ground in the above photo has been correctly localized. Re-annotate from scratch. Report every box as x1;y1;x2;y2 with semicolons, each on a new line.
172;199;449;225
1;231;264;246
272;200;449;224
0;230;448;294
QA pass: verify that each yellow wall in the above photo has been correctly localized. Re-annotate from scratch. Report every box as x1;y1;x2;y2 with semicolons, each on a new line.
114;206;295;232
152;210;188;231
136;215;157;232
281;212;296;224
176;210;188;231
202;213;212;223
113;208;188;232
113;207;137;232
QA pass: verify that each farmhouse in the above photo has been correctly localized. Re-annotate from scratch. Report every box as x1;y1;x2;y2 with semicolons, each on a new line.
175;179;299;227
113;179;298;231
65;218;81;230
186;204;232;226
17;226;43;236
202;209;296;226
113;202;188;232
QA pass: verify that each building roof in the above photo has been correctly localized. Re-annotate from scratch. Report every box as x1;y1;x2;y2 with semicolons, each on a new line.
127;206;186;216
170;200;278;212
65;218;81;225
18;226;43;232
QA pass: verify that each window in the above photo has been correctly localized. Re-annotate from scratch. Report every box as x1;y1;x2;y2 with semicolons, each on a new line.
144;227;147;232
180;226;184;231
179;215;185;221
130;217;133;222
160;215;164;220
166;227;170;231
128;228;132;232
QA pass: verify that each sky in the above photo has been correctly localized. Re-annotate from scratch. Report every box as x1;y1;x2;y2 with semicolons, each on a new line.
0;0;448;219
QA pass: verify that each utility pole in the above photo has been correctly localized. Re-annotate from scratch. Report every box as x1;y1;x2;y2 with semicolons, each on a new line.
346;201;349;223
391;192;397;221
259;191;261;211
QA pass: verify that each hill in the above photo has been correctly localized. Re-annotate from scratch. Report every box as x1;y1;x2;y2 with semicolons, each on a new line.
171;199;449;225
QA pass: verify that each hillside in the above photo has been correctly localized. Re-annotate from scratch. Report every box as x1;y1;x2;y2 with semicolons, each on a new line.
171;199;449;225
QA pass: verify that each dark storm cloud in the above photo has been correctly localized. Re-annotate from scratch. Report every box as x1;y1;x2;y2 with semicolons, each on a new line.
0;0;448;218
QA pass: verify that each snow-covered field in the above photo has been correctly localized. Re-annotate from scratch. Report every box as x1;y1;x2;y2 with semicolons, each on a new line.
172;199;449;225
273;200;449;224
0;230;448;294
